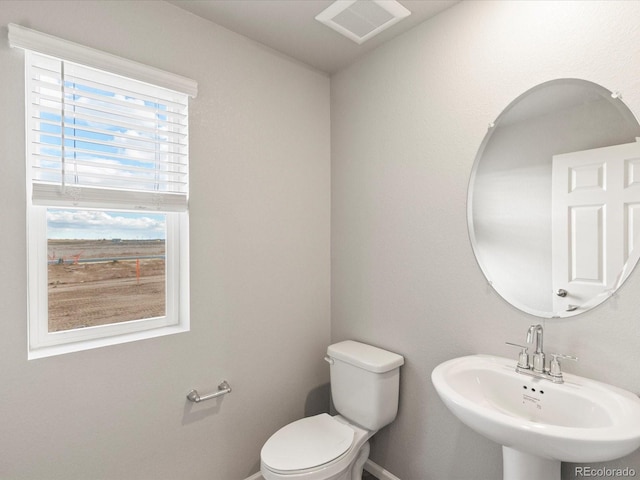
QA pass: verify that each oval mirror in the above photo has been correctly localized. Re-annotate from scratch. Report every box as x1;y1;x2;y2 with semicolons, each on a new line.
469;79;640;318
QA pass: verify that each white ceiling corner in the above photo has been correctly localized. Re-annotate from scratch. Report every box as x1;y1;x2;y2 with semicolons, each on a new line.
166;0;460;74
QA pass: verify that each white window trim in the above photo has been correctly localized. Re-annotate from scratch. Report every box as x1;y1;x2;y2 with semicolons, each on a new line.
8;23;197;97
11;24;196;359
27;210;190;360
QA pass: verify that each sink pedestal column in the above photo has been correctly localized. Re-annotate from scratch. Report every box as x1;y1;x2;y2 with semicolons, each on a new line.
503;447;560;480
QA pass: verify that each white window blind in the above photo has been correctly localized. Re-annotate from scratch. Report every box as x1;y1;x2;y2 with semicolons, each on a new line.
26;51;189;212
9;24;197;213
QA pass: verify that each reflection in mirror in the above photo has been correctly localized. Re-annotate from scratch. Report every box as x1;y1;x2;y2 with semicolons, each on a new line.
468;79;640;318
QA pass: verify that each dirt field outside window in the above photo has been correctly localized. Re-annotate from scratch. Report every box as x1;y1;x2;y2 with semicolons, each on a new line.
47;240;165;332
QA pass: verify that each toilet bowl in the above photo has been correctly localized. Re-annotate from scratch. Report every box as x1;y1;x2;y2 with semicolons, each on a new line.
260;341;404;480
261;414;373;480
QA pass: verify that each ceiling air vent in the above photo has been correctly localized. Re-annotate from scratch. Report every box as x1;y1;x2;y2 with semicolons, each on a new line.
315;0;411;45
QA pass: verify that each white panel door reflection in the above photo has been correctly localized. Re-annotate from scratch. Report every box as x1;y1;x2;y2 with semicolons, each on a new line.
552;139;640;315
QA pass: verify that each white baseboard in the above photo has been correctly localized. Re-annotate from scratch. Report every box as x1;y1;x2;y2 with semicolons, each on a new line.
244;459;400;480
365;459;402;480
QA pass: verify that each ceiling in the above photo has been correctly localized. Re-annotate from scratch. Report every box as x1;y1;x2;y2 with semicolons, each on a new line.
166;0;460;74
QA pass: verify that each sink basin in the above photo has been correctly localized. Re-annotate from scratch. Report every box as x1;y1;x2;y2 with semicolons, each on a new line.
431;355;640;479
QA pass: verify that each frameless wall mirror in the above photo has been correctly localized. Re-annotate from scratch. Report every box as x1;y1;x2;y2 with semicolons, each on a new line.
468;79;640;318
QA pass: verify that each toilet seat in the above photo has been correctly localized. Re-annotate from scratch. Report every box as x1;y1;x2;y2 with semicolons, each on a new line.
261;414;355;473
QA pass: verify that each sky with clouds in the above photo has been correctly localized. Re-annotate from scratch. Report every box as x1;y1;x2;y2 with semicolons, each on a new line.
47;209;166;240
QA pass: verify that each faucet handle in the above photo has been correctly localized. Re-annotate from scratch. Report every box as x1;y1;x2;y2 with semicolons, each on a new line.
548;353;578;382
550;352;578;362
506;342;530;370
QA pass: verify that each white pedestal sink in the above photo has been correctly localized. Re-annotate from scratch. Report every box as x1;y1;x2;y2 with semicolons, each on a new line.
431;355;640;480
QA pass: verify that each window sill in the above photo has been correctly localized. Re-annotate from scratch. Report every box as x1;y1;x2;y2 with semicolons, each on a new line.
28;323;189;360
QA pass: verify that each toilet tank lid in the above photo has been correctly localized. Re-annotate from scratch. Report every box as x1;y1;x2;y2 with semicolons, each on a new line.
327;341;404;373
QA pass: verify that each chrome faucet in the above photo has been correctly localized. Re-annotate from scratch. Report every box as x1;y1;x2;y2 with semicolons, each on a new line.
527;324;545;373
506;324;577;384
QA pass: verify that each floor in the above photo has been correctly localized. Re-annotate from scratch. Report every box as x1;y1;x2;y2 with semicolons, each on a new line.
362;470;379;480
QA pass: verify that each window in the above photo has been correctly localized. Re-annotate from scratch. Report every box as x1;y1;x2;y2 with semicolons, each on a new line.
9;24;197;358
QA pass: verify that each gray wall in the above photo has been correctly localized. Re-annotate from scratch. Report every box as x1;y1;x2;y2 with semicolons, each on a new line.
0;1;330;479
3;1;640;480
331;1;640;479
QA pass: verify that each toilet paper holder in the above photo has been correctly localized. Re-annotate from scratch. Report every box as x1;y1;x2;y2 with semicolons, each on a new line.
186;380;231;403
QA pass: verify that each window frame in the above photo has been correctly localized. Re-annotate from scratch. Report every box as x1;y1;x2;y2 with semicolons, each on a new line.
10;24;196;359
27;208;190;359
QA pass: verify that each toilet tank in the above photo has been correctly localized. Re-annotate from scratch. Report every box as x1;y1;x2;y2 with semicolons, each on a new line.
327;341;404;431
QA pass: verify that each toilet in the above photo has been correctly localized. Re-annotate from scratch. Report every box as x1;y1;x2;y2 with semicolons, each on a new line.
260;340;404;480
